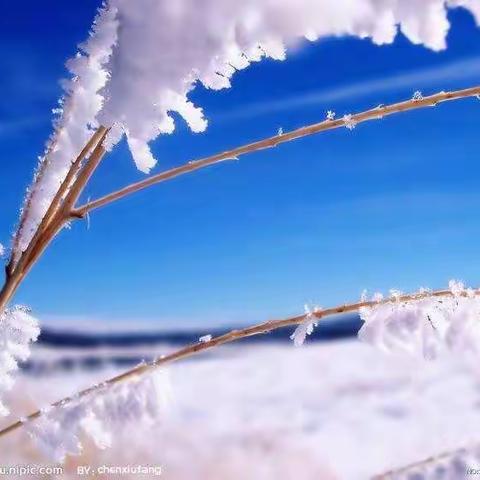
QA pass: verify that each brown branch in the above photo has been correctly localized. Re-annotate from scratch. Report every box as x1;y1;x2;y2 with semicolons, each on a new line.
62;128;109;213
0;128;109;316
72;85;480;218
7;128;107;275
0;285;466;440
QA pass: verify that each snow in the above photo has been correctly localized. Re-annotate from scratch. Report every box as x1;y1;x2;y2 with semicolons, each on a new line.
358;281;480;359
12;5;118;263
0;307;39;416
26;369;170;463
3;340;480;478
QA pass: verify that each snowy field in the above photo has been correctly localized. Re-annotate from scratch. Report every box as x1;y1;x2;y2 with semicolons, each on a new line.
2;339;480;479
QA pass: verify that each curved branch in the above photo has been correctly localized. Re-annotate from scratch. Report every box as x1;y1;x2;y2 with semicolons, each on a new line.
0;285;466;440
72;85;480;218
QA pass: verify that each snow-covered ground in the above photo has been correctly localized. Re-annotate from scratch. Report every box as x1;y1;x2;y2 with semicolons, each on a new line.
2;339;480;479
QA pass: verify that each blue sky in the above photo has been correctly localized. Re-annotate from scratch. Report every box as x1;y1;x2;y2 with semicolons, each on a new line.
1;3;480;328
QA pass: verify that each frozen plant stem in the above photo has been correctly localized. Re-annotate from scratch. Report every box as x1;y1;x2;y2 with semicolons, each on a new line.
0;285;475;440
0;127;109;315
71;85;480;218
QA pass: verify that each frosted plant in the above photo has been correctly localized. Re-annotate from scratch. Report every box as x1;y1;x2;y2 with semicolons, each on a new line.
26;369;170;463
290;304;321;347
358;280;480;359
377;444;480;479
12;5;119;263
0;306;40;416
12;0;480;261
0;244;4;258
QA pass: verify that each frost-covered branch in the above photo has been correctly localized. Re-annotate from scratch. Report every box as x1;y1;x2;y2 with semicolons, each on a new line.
72;85;480;218
373;443;480;479
0;282;476;444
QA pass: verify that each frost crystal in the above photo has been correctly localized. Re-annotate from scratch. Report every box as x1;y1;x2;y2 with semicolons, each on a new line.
27;369;171;463
326;110;336;121
13;5;119;262
343;114;357;130
290;305;321;347
199;334;213;343
413;90;424;101
0;306;40;416
0;243;4;257
358;280;480;359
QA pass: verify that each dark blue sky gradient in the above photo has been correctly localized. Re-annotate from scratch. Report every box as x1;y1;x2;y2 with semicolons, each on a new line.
1;3;480;327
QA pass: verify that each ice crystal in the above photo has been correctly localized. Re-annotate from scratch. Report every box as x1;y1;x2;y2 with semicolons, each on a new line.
290;305;321;347
0;306;40;416
343;114;357;130
326;110;336;120
27;369;171;463
358;280;480;359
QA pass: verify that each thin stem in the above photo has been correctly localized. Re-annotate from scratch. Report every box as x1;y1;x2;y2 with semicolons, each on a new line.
8;127;107;276
72;85;480;218
0;286;467;440
0;129;109;316
62;129;109;213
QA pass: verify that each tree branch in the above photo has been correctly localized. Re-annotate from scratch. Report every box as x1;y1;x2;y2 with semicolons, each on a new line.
0;128;109;315
72;85;480;218
8;127;107;274
0;285;468;440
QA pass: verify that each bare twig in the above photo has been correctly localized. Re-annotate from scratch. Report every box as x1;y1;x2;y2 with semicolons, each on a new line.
7;128;107;274
0;128;109;317
72;85;480;218
0;285;471;440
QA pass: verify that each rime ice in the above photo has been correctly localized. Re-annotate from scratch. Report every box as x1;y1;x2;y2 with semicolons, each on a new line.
0;307;40;416
358;280;480;359
27;369;171;463
290;305;321;347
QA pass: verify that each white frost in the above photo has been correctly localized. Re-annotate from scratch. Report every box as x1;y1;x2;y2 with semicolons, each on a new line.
358;280;480;359
0;306;40;416
12;5;118;263
27;369;171;463
199;334;213;343
290;305;321;347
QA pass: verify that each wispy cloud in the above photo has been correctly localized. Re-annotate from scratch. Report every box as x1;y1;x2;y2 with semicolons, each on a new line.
218;56;480;121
